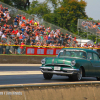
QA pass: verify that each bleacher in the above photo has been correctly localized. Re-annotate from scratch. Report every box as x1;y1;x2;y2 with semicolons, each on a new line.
77;19;100;36
0;1;83;54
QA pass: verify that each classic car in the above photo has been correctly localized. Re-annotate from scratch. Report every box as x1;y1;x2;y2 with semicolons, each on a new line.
40;48;100;81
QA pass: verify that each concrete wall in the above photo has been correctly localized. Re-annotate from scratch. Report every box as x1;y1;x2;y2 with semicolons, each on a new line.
0;84;100;100
0;55;55;64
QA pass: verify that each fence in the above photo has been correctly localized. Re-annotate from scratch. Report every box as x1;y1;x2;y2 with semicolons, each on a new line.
0;44;100;55
0;45;61;55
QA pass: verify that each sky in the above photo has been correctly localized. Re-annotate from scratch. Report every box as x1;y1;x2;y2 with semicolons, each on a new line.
29;0;100;20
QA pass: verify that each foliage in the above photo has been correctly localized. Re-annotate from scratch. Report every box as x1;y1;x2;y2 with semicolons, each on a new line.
88;34;96;42
27;0;51;17
43;0;88;32
88;17;93;20
1;0;29;10
46;0;60;9
0;0;12;5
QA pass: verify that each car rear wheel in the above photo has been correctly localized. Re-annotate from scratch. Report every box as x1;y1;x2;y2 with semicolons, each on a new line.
72;68;82;81
43;73;53;80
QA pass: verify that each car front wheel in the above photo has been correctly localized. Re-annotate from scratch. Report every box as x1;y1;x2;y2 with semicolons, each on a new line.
72;68;82;81
43;73;53;80
96;77;100;81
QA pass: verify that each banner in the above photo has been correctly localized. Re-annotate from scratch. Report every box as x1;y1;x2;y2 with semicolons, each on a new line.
26;47;62;55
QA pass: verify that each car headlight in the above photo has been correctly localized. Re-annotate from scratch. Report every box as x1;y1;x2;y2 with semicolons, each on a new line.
71;60;76;66
41;58;45;64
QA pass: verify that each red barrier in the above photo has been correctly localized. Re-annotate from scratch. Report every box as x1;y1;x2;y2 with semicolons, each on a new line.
26;47;62;55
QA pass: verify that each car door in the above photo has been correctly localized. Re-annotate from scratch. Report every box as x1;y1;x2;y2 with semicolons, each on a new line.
93;53;100;77
87;52;95;76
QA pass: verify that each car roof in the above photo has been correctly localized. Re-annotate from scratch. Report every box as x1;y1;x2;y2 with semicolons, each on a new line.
61;48;98;54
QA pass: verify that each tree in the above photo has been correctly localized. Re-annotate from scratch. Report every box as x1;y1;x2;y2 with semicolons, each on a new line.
46;0;60;9
0;0;12;5
1;0;30;10
27;0;51;18
43;0;88;32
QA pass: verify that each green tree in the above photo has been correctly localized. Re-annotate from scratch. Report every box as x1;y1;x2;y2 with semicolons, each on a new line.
46;0;60;9
27;0;51;18
0;0;12;5
43;0;88;32
1;0;30;10
88;17;93;20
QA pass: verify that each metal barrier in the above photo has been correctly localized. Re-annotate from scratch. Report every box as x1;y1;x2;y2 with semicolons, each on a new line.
0;44;100;55
0;45;25;54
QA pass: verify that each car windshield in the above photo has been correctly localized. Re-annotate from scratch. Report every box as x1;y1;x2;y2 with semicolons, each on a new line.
59;50;87;59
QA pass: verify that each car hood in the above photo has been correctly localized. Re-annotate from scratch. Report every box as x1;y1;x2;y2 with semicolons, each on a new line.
45;57;76;66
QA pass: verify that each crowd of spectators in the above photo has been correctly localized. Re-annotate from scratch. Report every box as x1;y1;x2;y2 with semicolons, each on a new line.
0;4;100;54
81;20;100;34
0;4;79;54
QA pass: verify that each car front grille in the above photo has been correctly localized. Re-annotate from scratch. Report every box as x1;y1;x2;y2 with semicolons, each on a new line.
45;64;71;67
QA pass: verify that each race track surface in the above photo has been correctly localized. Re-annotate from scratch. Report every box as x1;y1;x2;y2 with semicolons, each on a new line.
0;64;97;85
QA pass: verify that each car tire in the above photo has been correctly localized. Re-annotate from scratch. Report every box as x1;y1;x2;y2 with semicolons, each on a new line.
96;77;100;81
72;68;82;81
43;73;53;80
68;76;73;81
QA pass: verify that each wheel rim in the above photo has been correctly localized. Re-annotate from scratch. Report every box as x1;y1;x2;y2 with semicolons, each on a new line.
77;68;82;80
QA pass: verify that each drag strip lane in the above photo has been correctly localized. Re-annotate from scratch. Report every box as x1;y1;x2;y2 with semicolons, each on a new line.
0;64;98;85
0;71;42;75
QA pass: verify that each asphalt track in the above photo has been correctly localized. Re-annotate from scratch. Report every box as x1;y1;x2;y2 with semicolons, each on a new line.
0;64;100;100
0;64;98;85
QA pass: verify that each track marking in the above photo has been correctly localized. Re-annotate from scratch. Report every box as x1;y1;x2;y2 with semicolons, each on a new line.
0;71;42;75
0;64;41;66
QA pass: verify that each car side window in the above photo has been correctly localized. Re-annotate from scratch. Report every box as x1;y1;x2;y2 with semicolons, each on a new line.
93;53;99;61
65;51;71;57
87;53;93;60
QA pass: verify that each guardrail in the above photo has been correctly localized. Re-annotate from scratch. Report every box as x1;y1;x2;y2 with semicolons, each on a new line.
0;82;100;100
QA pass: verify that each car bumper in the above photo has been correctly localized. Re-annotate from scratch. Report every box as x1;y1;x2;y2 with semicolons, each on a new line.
40;67;79;75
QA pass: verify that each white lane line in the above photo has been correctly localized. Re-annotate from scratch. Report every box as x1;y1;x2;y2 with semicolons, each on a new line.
0;64;41;66
0;71;42;75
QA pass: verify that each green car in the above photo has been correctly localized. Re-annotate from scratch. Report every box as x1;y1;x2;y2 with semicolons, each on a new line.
40;48;100;81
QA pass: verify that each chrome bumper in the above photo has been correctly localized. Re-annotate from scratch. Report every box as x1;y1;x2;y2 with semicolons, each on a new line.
40;67;79;75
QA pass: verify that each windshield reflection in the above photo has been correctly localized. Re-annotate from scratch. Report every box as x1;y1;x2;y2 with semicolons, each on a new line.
58;50;87;59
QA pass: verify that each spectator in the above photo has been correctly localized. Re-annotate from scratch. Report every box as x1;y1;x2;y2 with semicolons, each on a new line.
0;15;3;22
20;41;25;54
0;29;3;41
2;40;6;54
6;41;11;54
13;42;18;54
14;16;18;28
60;32;64;45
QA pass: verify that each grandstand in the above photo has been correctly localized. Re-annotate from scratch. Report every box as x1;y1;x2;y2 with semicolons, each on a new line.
77;19;100;43
0;1;99;55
